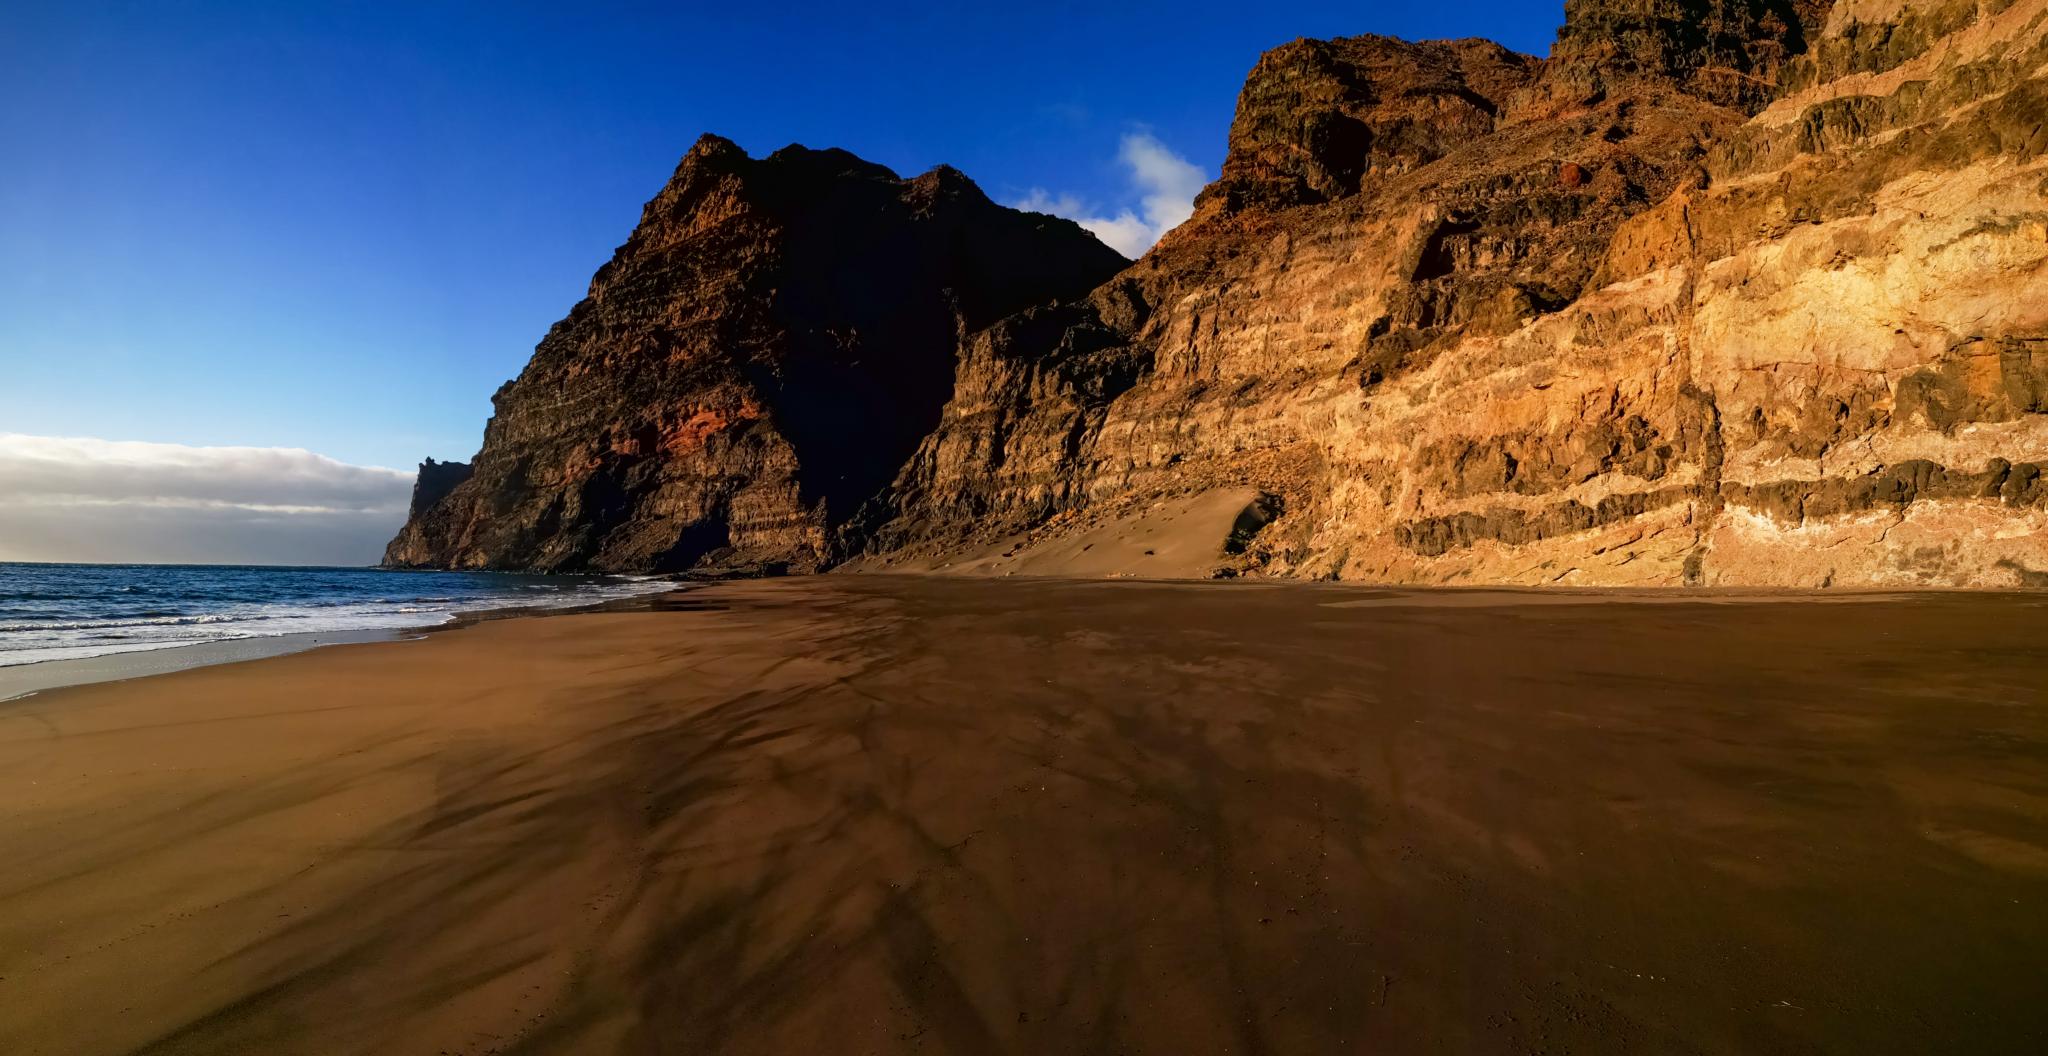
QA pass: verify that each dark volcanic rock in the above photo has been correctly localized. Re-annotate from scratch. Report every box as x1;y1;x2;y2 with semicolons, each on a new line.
382;136;1126;573
1543;0;1829;112
1194;36;1539;215
402;459;472;520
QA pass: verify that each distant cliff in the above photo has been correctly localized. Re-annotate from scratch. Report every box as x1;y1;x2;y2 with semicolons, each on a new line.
392;0;2048;588
402;458;471;520
383;138;1126;572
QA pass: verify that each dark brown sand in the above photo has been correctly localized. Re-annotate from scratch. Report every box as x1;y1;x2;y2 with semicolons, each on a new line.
3;577;2046;1055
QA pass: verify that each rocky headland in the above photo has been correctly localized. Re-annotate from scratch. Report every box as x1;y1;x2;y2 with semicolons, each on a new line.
383;141;1126;573
389;0;2048;588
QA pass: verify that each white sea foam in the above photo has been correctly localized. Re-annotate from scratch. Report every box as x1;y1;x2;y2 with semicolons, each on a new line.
0;565;674;668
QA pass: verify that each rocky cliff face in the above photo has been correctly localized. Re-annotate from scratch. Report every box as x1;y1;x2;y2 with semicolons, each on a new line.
383;138;1126;572
402;458;472;521
394;0;2048;588
861;0;2048;588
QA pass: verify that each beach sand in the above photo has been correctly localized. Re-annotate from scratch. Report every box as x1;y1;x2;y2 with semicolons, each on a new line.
2;577;2046;1054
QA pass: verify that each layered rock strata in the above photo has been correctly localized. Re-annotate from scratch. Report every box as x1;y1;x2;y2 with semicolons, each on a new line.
864;0;2048;588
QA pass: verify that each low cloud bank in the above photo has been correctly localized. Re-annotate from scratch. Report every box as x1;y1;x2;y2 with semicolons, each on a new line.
0;434;412;565
1013;132;1208;257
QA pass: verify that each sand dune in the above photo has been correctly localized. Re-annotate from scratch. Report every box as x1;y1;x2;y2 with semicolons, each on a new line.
2;578;2046;1053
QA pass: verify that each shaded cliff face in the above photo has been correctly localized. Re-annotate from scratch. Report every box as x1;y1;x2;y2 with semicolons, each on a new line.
384;138;1127;572
403;458;471;520
865;0;2048;588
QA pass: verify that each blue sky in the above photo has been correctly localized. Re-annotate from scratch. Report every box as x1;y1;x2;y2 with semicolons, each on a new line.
0;2;1563;562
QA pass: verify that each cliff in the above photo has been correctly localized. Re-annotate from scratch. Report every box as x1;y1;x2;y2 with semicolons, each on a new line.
861;0;2048;588
394;0;2048;588
383;137;1127;572
402;458;472;521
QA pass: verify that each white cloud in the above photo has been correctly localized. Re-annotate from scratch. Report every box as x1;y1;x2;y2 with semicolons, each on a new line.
0;434;413;565
1012;131;1208;258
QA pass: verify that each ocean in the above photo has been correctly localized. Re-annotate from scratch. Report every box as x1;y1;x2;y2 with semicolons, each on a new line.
0;562;672;668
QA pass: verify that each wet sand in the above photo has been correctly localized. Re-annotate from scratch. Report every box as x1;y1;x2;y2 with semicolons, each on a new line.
2;577;2046;1054
0;628;412;703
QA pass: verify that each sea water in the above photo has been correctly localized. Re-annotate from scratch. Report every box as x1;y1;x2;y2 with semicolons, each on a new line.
0;562;671;667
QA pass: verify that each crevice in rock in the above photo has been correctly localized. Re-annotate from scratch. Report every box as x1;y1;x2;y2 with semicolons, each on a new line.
1225;493;1286;555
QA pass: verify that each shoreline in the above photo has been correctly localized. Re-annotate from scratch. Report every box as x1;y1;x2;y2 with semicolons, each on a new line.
0;572;685;703
0;626;418;703
7;572;2043;703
